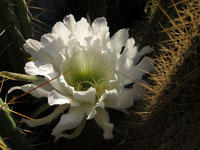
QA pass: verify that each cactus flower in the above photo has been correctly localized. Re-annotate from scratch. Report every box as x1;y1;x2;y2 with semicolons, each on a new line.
10;14;153;140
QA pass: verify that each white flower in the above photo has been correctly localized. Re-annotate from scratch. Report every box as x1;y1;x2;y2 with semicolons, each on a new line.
10;14;153;140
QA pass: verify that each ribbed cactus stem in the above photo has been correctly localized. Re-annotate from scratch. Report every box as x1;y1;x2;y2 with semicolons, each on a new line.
0;98;29;150
0;0;25;73
0;0;33;73
0;20;20;72
14;0;33;39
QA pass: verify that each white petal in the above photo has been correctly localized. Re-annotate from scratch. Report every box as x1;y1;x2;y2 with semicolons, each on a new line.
111;29;129;54
23;39;43;58
42;34;64;53
54;118;86;141
44;71;71;95
94;108;113;139
136;56;154;72
41;35;66;68
92;17;109;48
63;14;76;33
8;80;52;98
84;105;97;120
65;39;82;57
103;88;133;109
25;61;69;94
48;90;72;106
133;46;153;65
21;84;50;98
52;106;85;136
102;89;119;109
86;100;105;120
75;17;91;36
25;61;54;76
8;86;21;94
24;39;53;63
108;74;119;90
22;105;68;127
65;17;92;46
92;17;107;29
132;80;146;101
117;58;133;78
39;33;68;70
52;22;70;44
130;56;154;80
59;75;74;94
121;38;137;60
73;87;96;104
40;33;55;44
65;14;93;46
117;88;134;109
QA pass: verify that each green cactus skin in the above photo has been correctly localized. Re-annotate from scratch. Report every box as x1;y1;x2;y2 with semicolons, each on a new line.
0;0;33;73
0;136;10;150
14;0;33;39
0;98;30;150
0;0;25;72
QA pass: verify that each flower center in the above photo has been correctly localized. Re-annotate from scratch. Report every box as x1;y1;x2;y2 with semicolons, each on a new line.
66;69;106;91
63;50;111;94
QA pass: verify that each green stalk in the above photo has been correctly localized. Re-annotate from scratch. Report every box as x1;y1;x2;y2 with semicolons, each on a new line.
0;71;43;82
0;98;29;150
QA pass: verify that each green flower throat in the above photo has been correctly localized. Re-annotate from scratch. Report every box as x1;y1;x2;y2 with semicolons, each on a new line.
63;50;110;96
